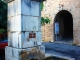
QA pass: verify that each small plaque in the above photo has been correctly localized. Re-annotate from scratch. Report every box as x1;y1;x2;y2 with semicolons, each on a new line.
55;22;59;34
29;31;36;38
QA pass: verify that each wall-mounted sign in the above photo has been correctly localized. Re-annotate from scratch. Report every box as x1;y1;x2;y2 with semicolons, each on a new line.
55;22;59;34
29;31;36;38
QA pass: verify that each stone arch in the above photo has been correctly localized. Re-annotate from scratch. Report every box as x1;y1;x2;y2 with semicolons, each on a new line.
54;10;73;44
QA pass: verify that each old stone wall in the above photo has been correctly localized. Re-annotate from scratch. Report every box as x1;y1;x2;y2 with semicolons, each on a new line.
41;0;80;45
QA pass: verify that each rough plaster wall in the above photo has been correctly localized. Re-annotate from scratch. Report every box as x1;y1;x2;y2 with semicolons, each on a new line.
41;0;80;45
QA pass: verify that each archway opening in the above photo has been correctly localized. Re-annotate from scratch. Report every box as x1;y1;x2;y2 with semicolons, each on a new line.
54;10;73;44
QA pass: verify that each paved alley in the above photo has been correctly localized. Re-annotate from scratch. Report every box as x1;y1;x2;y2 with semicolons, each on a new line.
43;42;80;60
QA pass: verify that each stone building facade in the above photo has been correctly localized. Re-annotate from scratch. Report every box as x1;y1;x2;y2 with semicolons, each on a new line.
41;0;80;45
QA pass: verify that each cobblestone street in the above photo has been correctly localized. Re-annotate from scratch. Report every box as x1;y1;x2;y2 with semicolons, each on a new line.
43;42;80;60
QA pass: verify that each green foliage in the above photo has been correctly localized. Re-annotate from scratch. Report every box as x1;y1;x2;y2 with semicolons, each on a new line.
41;17;50;26
0;29;6;34
41;2;51;25
41;2;44;11
0;0;7;29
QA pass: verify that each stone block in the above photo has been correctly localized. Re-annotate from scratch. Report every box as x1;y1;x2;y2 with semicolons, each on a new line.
5;55;13;60
22;46;45;60
7;0;21;17
22;15;41;31
8;32;12;46
5;46;13;56
12;48;25;59
5;55;20;60
8;15;41;31
7;15;22;31
39;45;45;56
5;46;25;60
5;46;45;60
7;0;40;17
8;32;25;48
23;31;42;48
8;31;41;48
7;17;10;32
21;0;41;16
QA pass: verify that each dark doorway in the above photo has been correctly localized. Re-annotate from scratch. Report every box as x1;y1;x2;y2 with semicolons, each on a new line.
54;10;73;44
